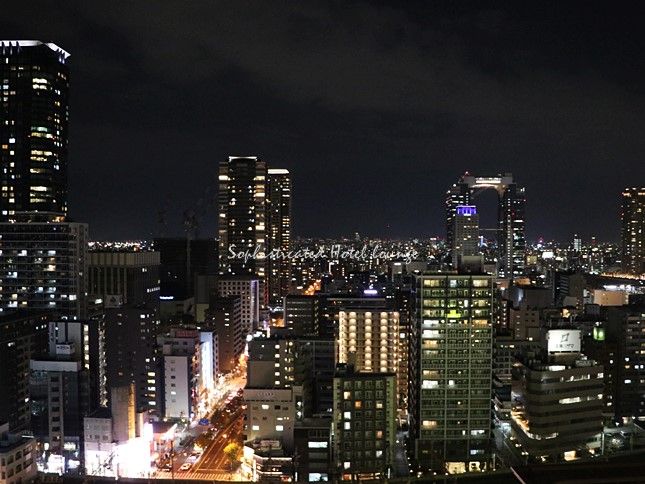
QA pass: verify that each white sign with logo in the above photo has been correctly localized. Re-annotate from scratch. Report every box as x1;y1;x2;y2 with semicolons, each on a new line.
547;329;581;353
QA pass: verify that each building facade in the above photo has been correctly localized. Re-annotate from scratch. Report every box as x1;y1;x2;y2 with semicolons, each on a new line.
0;41;69;220
0;422;37;484
88;250;161;307
283;295;322;337
30;319;104;459
446;174;525;277
154;238;217;299
332;365;397;481
451;206;480;268
410;273;494;473
293;417;332;482
208;295;243;373
104;306;160;415
218;156;267;278
218;276;260;337
588;307;645;420
336;304;402;406
157;327;202;419
511;330;604;459
621;188;645;275
266;168;292;306
0;221;87;319
0;312;48;432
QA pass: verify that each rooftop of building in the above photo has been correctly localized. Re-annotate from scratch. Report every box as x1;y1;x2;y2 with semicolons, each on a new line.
244;438;287;456
0;432;31;454
295;416;332;429
1;40;70;59
151;421;177;435
334;364;395;379
86;407;112;420
0;311;50;323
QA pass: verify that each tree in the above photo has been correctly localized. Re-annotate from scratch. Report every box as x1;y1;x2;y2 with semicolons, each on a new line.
194;433;212;452
223;443;242;471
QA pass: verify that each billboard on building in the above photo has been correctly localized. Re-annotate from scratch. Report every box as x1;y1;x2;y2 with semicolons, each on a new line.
546;329;581;353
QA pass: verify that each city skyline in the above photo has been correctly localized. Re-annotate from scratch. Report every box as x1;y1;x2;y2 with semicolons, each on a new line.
3;5;645;480
2;2;644;242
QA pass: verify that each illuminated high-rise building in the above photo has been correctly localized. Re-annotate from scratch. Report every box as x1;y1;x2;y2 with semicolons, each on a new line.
0;220;88;319
621;188;645;275
336;302;402;401
218;157;292;307
446;174;525;277
451;205;480;267
409;273;494;473
332;364;397;480
0;41;70;221
0;41;85;320
267;168;291;305
218;156;267;278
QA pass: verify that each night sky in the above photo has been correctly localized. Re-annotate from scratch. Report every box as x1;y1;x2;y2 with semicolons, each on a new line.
3;2;645;242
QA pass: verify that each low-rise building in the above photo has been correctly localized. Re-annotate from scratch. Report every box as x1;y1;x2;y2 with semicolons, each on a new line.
0;422;36;484
242;439;293;482
293;417;331;482
511;329;604;460
244;387;304;452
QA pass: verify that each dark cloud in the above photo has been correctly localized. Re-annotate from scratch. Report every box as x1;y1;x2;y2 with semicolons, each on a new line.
2;1;644;241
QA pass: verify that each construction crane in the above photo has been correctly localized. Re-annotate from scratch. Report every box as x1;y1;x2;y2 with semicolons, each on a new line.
181;183;217;295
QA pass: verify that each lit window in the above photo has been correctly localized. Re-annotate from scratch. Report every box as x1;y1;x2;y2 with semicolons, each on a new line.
308;442;328;449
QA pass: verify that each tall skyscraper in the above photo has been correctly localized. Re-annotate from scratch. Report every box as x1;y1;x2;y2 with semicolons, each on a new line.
218;158;292;307
498;181;526;277
446;174;525;277
410;273;494;473
451;205;480;267
621;188;645;275
1;41;70;221
267;168;292;305
0;41;85;320
218;156;267;278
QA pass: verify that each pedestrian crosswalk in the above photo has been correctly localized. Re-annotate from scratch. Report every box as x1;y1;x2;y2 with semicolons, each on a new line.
154;469;241;481
198;471;237;480
151;469;240;481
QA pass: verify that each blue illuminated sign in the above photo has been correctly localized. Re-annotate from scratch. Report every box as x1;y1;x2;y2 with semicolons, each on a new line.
456;205;477;215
